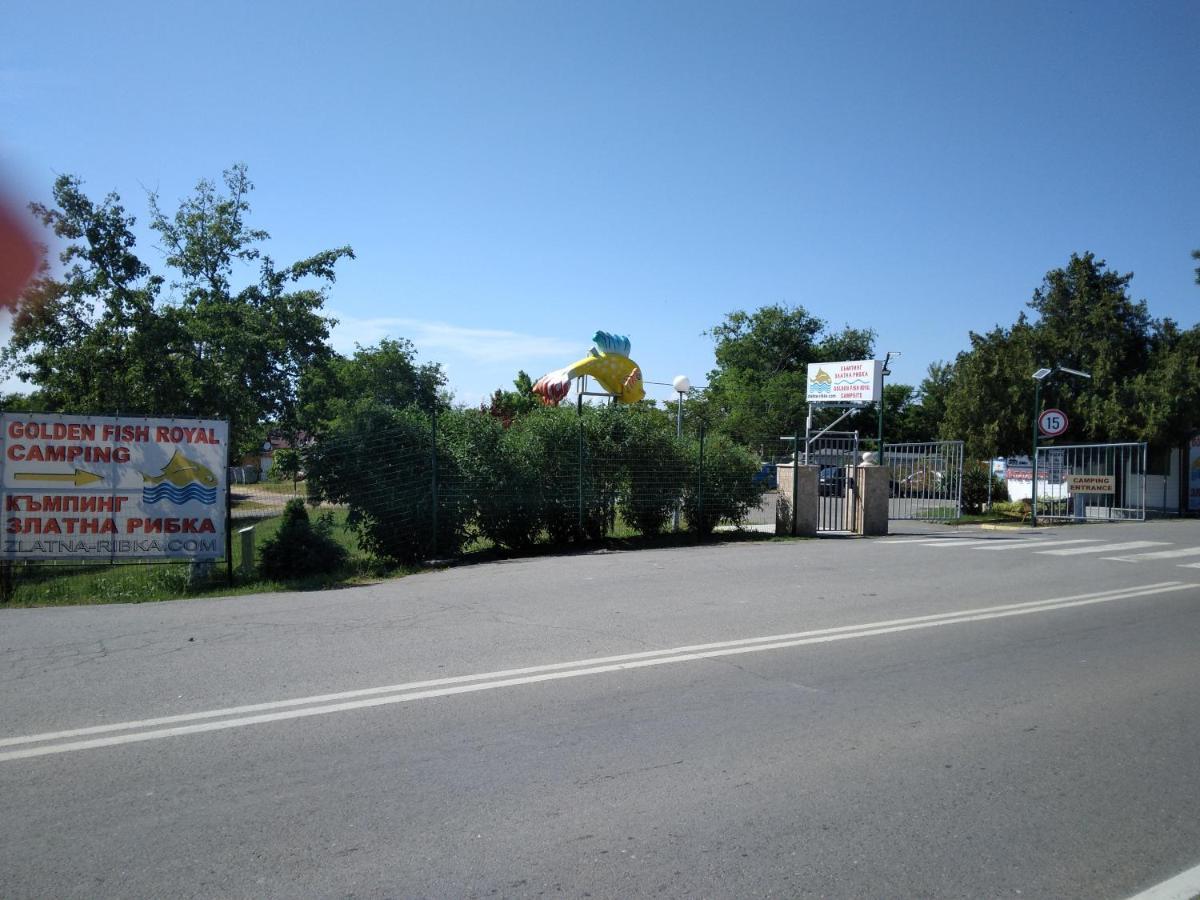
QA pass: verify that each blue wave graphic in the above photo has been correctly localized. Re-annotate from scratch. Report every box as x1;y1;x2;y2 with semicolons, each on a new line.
143;483;217;505
809;382;832;393
832;379;872;386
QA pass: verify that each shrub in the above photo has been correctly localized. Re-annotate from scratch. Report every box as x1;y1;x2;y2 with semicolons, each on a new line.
258;498;348;580
961;462;1010;514
681;431;767;534
304;402;470;563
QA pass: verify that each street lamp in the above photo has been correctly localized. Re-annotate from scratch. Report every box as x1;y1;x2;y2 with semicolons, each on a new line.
878;352;899;465
672;375;690;531
1030;365;1091;526
672;375;691;438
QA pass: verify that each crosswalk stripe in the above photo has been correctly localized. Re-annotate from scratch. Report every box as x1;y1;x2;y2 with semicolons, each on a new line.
924;539;996;549
1179;562;1200;569
1101;546;1200;561
1037;540;1170;557
970;541;1046;550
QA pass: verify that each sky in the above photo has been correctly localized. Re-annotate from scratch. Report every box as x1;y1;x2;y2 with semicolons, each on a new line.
2;0;1198;409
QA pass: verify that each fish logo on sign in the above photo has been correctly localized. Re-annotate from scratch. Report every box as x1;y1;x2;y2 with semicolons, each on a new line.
809;368;833;394
142;450;219;505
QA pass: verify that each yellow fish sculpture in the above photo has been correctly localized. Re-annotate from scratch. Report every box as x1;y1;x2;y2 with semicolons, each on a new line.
143;449;220;488
533;331;646;406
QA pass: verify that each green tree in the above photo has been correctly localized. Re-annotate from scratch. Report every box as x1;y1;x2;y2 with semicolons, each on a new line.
3;166;353;460
482;369;540;426
942;252;1190;457
149;165;353;455
299;338;447;435
703;304;875;446
3;175;187;415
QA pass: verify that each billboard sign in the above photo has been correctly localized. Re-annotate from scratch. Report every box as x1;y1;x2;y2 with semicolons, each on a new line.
805;359;883;403
1;414;228;560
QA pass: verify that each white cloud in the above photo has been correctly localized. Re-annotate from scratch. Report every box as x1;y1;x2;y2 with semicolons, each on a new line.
328;315;582;365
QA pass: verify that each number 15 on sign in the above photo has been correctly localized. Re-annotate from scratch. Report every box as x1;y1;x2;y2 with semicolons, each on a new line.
1038;408;1068;437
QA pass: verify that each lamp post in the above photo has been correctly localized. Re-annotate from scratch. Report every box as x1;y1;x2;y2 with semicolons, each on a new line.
672;375;690;438
672;375;690;531
1030;365;1090;526
877;351;899;465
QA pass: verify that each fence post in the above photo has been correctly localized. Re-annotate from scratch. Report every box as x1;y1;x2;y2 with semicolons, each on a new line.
697;424;706;532
577;419;585;539
225;477;234;586
792;426;800;535
430;406;438;559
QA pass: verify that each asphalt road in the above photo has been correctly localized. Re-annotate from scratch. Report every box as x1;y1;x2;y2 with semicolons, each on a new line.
3;519;1200;899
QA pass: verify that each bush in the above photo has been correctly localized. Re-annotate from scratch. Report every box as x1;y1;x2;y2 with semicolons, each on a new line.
961;462;1009;514
681;431;767;534
258;499;348;580
305;402;470;563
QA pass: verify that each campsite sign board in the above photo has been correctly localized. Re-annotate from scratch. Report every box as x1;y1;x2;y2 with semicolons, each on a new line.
0;414;228;560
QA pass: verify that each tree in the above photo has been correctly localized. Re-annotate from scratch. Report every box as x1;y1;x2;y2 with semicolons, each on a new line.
942;252;1191;457
299;337;447;435
702;304;875;446
3;166;354;459
148;165;353;455
3;175;186;415
482;370;539;427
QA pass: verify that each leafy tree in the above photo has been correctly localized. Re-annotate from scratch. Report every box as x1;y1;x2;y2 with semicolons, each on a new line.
482;369;540;426
299;338;446;435
942;252;1191;457
702;304;875;446
4;175;186;415
3;166;353;459
148;165;353;455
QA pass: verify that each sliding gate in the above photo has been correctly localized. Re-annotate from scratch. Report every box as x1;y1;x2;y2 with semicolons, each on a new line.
1033;443;1146;522
884;440;964;522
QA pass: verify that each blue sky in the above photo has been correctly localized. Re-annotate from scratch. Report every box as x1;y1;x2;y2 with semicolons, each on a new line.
2;1;1197;408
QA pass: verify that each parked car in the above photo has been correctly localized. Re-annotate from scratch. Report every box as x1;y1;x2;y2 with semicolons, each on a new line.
819;465;846;497
893;469;944;494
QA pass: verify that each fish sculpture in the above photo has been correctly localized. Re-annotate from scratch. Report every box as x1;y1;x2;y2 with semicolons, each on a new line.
533;331;646;406
142;449;220;505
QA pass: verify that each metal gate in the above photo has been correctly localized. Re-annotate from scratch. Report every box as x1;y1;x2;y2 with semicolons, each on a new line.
1033;442;1146;522
884;440;964;521
807;431;859;532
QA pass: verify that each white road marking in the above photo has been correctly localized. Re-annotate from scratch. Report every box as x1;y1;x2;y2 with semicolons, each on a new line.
970;540;1051;550
1179;562;1200;569
1103;547;1200;562
1;582;1194;763
1124;859;1200;900
1036;541;1170;556
971;537;1097;551
923;539;997;549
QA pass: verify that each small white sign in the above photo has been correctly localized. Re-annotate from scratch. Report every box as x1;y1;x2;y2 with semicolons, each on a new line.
806;359;883;403
1038;408;1068;437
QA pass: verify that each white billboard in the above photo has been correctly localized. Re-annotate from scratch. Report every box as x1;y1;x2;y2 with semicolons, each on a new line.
806;359;883;403
1;414;228;560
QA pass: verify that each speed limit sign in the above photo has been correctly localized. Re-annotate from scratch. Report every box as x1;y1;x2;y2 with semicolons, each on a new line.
1038;408;1068;437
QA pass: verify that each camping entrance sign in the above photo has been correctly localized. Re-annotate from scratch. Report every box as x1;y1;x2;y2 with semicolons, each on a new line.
805;359;884;404
1;414;228;560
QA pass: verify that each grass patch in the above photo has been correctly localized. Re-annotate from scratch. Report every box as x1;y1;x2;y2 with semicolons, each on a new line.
0;506;787;608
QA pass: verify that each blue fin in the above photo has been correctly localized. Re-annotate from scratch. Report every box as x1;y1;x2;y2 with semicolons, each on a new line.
592;331;631;356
